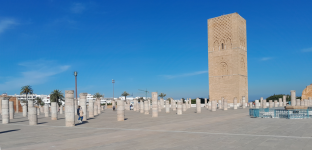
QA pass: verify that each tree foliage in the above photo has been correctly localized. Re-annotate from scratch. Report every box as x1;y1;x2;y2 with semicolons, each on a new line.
35;97;44;106
159;93;166;98
138;97;144;102
121;91;130;100
20;85;33;103
50;89;64;106
166;98;171;104
265;94;301;102
93;93;103;99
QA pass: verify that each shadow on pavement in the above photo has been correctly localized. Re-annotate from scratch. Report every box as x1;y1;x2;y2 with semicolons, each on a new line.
75;121;89;126
0;129;21;134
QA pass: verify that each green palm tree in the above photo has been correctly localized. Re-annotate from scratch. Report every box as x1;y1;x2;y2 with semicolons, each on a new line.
121;91;130;100
166;98;171;104
50;90;64;106
20;85;33;104
93;92;103;99
159;93;166;99
35;97;44;106
138;97;144;102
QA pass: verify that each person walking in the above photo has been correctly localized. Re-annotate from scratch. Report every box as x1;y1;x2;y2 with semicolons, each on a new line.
79;107;84;123
77;106;81;122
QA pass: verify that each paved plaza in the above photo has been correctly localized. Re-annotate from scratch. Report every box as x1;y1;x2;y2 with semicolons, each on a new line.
1;107;312;150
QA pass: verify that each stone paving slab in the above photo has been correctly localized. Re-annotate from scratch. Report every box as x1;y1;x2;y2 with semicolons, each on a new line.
1;107;312;149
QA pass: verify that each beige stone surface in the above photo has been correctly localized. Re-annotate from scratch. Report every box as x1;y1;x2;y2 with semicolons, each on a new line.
302;84;312;100
208;13;248;103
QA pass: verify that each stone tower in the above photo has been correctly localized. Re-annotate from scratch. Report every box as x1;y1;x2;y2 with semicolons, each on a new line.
207;13;248;103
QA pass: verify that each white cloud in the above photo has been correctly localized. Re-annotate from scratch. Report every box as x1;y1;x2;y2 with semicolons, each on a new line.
0;19;17;34
70;3;86;14
161;70;208;79
0;60;70;91
260;57;272;61
302;47;312;52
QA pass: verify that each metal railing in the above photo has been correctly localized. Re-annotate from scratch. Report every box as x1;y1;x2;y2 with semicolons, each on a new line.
249;108;312;119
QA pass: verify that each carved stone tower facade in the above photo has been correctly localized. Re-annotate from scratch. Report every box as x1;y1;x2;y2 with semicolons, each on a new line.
207;13;248;103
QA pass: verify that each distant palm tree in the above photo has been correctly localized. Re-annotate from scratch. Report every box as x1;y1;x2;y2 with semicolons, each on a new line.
138;97;144;102
166;98;171;104
35;97;44;106
20;85;33;104
93;93;103;99
121;91;130;100
50;90;64;106
159;93;166;99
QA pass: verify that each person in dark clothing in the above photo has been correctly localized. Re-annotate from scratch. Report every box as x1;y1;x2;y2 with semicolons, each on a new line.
77;106;81;122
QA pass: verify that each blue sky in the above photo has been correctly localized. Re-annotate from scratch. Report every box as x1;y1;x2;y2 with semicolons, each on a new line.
0;0;311;101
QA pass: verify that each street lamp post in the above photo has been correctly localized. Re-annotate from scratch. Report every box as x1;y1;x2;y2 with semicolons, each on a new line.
112;79;115;101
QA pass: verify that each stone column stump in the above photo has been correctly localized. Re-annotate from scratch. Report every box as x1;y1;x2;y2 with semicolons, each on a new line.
2;97;10;124
152;92;158;117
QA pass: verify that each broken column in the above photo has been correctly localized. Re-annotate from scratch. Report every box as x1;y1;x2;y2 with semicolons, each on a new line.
97;99;101;114
211;100;216;112
274;100;278;107
296;99;300;106
44;104;49;117
204;98;207;108
144;100;149;115
233;98;237;109
196;98;201;113
2;97;9;124
255;100;259;109
208;101;212;110
148;99;151;110
15;96;19;113
269;100;273;108
158;100;161;112
262;99;267;108
160;98;164;109
165;100;170;113
65;90;75;127
133;99;137;111
290;90;296;106
9;101;14;119
140;100;144;113
79;93;88;121
89;99;94;118
177;100;182;115
300;100;305;106
94;100;98;116
183;103;186;111
29;107;37;125
223;100;228;110
23;105;27;117
171;98;176;111
278;98;282;107
51;102;58;120
152;92;158;117
283;95;287;106
242;96;246;108
117;100;125;121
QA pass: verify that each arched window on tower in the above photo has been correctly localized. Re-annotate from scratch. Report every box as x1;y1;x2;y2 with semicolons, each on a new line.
222;43;224;49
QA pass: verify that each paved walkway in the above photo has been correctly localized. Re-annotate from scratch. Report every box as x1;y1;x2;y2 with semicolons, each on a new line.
1;107;312;150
